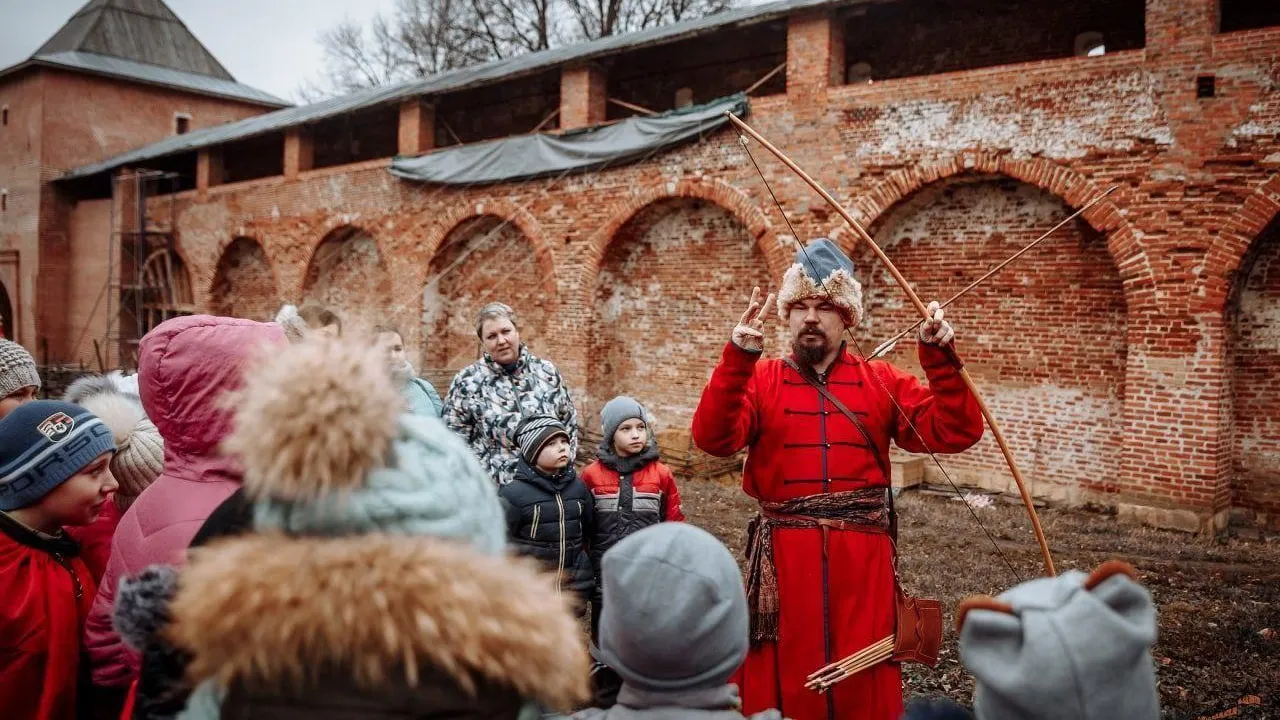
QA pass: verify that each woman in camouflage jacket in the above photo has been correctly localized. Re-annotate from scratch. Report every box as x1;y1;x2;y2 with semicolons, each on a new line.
442;303;579;485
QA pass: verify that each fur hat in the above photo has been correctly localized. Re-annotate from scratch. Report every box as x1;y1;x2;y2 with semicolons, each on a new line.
776;238;864;326
223;338;506;554
77;389;164;510
957;560;1159;720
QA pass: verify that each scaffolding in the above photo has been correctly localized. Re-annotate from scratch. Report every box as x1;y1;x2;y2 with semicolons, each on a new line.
107;169;193;370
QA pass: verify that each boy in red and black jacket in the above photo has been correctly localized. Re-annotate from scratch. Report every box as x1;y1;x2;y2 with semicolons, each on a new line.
581;396;684;636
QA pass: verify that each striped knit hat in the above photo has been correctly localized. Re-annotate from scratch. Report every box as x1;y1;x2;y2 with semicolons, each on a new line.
0;400;116;511
515;415;569;467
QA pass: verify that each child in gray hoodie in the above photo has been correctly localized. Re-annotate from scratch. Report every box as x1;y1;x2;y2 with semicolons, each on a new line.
574;523;784;720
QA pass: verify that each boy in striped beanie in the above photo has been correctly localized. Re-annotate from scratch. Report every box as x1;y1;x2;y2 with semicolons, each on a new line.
499;414;596;616
0;400;118;720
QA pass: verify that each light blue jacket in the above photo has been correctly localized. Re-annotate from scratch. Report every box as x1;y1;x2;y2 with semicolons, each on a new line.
404;376;443;417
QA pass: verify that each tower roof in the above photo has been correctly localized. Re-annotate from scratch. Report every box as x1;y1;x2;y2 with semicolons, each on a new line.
3;0;287;107
33;0;234;79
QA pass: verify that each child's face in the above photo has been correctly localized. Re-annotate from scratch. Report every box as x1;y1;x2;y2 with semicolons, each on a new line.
0;386;37;419
535;435;571;472
40;452;118;527
613;418;648;457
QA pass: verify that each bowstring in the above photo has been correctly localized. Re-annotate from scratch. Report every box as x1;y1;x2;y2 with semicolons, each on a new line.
737;135;1022;584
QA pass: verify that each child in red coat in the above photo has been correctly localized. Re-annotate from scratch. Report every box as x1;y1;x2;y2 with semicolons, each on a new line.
0;401;118;720
580;397;684;631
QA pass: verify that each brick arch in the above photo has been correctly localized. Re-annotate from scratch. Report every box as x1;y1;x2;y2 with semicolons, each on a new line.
299;223;392;333
207;236;282;321
852;156;1152;293
419;205;559;381
579;177;787;303
417;199;556;293
296;219;393;298
1210;173;1280;306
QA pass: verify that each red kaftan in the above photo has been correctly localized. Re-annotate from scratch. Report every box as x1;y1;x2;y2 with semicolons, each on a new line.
692;342;984;720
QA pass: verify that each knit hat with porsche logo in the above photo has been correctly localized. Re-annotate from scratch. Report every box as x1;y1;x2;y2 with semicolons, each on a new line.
0;400;116;511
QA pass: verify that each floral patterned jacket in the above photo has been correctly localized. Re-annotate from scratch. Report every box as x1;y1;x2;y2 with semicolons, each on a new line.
442;346;579;485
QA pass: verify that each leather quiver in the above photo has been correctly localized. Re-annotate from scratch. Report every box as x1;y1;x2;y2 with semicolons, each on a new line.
891;589;943;667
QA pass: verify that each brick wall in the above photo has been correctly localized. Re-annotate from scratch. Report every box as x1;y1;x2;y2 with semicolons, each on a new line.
40;69;270;170
48;4;1280;528
1229;216;1280;525
209;237;280;321
422;215;556;383
0;71;45;346
4;65;274;367
855;179;1126;502
587;198;773;427
300;226;391;335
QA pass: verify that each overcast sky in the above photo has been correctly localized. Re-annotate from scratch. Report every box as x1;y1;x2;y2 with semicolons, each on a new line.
0;0;399;102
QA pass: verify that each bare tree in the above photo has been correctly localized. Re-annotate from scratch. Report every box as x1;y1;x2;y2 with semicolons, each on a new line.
466;0;563;58
564;0;732;40
299;0;734;100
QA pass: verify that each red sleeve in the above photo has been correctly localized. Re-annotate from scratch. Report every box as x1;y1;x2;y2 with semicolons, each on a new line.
691;342;762;457
659;463;685;522
881;342;985;454
580;461;604;492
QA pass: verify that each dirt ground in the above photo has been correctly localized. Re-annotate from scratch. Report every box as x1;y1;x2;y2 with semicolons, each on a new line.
680;478;1280;720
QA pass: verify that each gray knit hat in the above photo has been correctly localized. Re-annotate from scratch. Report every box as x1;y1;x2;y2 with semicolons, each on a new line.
600;396;648;449
958;561;1159;720
594;523;749;693
0;340;40;399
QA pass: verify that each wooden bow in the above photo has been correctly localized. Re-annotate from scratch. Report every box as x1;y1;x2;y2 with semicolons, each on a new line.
725;112;1056;578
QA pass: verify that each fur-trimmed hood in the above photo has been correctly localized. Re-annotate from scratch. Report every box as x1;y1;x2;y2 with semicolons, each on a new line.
168;533;590;714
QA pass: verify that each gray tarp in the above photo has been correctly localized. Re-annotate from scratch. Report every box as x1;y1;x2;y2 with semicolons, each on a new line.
388;93;749;186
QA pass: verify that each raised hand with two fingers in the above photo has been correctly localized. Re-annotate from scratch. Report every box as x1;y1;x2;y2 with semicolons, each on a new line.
731;286;777;353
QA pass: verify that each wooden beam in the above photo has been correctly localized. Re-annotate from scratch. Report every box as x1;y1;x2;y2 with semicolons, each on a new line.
745;62;787;96
607;97;658;116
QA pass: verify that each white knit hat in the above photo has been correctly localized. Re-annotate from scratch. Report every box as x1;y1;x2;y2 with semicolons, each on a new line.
78;390;164;510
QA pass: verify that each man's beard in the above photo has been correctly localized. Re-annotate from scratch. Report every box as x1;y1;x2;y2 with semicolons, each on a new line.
792;330;832;367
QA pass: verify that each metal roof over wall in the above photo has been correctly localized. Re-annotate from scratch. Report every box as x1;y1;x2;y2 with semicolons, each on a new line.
58;0;844;183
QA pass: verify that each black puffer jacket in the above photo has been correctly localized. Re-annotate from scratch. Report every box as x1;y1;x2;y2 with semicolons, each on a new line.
499;459;595;603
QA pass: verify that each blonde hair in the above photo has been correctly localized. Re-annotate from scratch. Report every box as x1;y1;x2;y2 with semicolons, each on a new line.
474;302;517;338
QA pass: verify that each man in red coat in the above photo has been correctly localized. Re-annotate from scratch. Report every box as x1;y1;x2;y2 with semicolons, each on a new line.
692;238;985;720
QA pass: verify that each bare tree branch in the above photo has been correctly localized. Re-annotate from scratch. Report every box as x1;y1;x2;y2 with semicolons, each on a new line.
299;0;734;99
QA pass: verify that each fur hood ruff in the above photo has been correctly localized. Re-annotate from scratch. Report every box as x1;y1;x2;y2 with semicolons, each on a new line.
168;532;590;712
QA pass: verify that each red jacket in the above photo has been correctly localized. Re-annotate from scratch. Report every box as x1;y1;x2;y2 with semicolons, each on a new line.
581;453;684;563
66;502;122;584
692;341;983;720
0;515;97;720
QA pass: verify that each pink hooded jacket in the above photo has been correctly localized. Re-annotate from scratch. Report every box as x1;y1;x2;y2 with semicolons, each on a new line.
83;316;285;687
